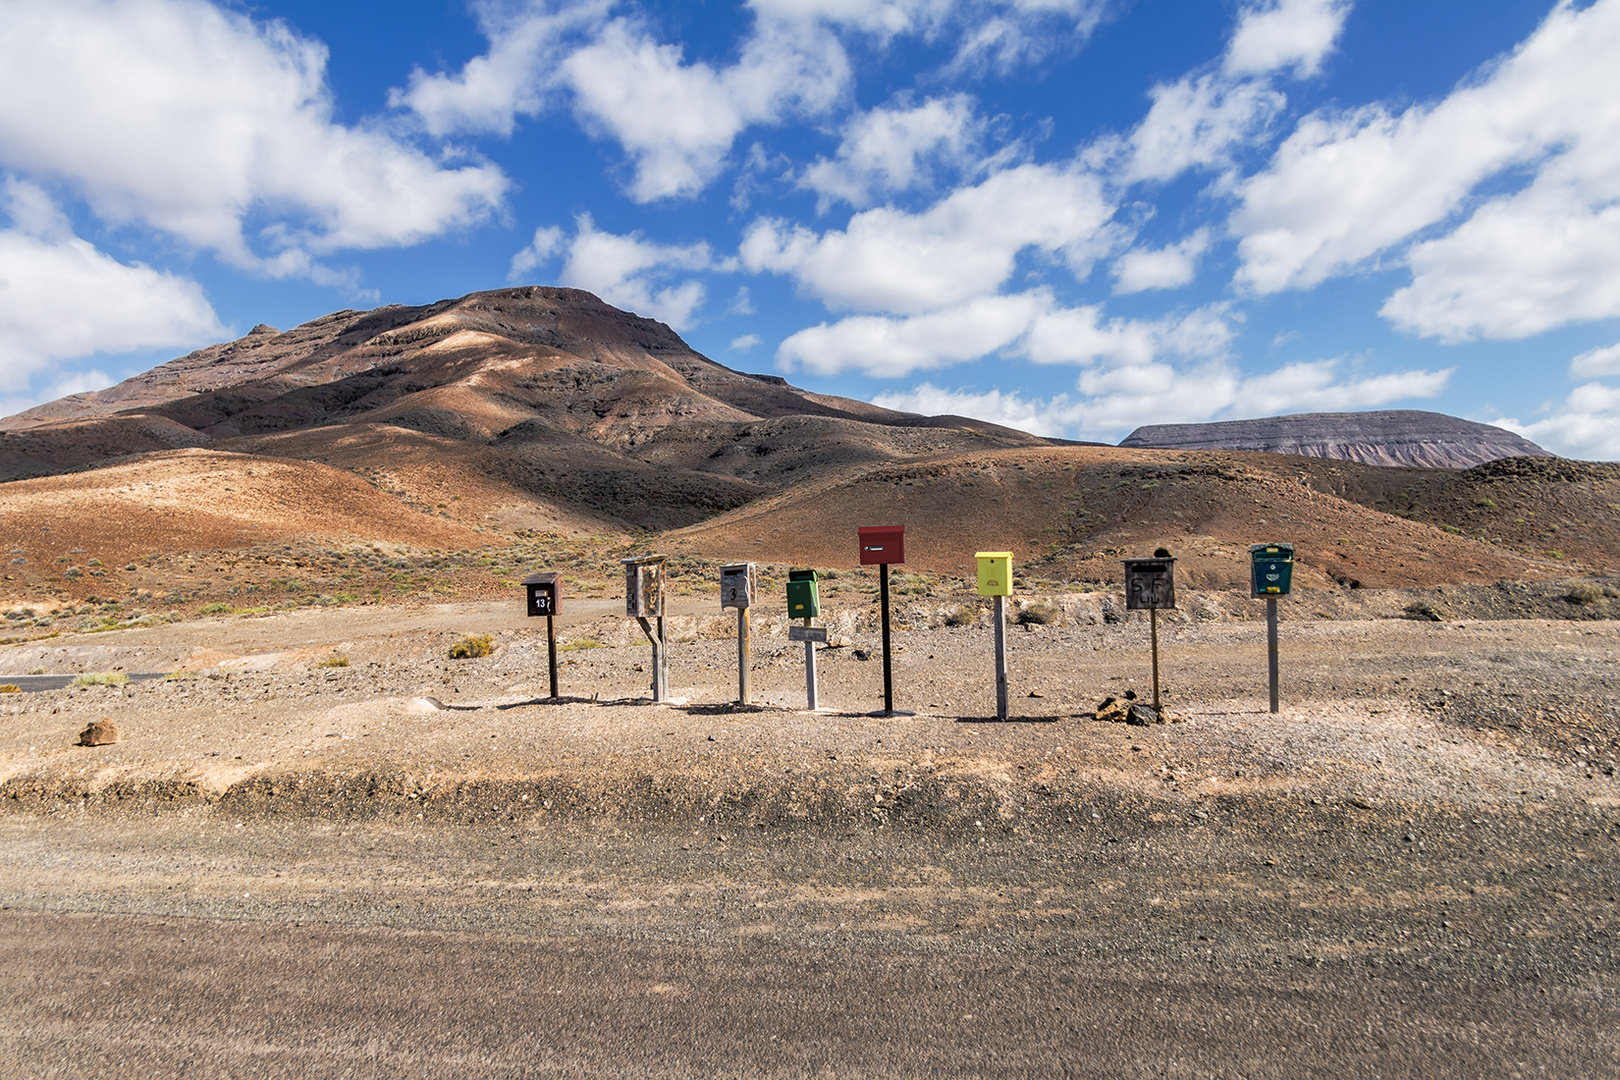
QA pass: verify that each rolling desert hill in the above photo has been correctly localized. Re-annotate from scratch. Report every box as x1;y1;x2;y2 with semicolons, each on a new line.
1;286;1617;624
1121;410;1552;469
0;287;1051;535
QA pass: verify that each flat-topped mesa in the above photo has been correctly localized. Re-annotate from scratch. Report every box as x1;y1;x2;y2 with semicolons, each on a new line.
1119;410;1554;470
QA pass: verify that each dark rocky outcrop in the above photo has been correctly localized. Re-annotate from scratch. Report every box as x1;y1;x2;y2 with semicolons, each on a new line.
1120;410;1552;469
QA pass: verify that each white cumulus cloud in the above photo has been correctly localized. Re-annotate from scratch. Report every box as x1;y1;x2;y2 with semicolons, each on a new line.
1112;229;1212;294
742;164;1119;314
549;214;718;329
0;179;226;392
1571;342;1620;379
564;16;850;202
1231;0;1620;328
0;0;508;279
1123;74;1284;184
799;94;986;210
1223;0;1351;78
863;353;1448;444
1497;382;1620;461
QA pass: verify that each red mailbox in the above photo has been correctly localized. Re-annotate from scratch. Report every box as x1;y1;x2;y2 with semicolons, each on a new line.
858;525;905;565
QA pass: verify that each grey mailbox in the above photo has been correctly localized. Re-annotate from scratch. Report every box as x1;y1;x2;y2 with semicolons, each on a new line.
720;562;755;610
1123;556;1177;610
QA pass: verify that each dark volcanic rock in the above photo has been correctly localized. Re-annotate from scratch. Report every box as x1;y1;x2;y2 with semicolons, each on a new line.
1119;410;1552;469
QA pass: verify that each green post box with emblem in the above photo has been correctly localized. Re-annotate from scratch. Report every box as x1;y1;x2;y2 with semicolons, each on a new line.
787;568;821;619
1250;543;1295;597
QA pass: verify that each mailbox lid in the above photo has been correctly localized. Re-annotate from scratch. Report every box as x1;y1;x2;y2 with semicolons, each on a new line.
719;562;756;609
975;551;1013;597
858;525;905;565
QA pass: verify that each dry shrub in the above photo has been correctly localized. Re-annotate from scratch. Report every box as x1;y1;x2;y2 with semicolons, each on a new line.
1565;583;1604;605
1017;601;1062;626
941;605;977;627
449;634;493;659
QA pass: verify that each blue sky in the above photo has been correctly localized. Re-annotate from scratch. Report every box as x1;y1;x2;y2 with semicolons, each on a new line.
3;0;1619;458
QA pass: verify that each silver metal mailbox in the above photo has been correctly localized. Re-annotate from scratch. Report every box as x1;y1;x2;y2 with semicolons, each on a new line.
719;562;755;610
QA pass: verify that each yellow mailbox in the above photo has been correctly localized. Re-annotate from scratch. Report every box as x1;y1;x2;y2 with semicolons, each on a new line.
976;551;1013;596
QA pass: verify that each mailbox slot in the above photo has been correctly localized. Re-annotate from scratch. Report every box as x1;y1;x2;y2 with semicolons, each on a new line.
1250;543;1295;597
786;568;821;619
1123;557;1177;610
975;551;1012;597
622;555;667;618
522;571;561;617
858;525;905;566
720;562;756;610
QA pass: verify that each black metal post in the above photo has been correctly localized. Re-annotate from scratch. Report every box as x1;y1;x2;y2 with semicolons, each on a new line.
880;562;893;713
546;614;558;699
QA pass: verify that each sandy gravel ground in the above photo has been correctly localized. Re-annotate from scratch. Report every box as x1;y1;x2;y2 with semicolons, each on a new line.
1;600;1617;1076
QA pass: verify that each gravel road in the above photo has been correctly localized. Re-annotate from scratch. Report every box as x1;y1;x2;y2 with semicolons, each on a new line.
2;601;1617;1076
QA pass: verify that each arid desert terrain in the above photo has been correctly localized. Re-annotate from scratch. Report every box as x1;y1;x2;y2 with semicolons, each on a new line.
2;289;1618;1076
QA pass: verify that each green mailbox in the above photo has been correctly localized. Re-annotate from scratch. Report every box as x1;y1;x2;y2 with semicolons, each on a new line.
1250;543;1295;597
786;568;821;619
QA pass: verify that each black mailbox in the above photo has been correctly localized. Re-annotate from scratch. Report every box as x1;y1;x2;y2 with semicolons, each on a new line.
523;571;561;617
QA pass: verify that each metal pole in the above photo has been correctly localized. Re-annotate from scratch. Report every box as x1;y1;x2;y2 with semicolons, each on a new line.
655;614;668;701
880;562;893;714
803;617;818;711
1150;606;1161;714
546;614;558;699
993;594;1008;720
737;608;751;705
1267;597;1279;714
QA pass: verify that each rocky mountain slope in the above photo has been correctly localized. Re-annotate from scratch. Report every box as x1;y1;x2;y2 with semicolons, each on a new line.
2;289;1617;617
1119;410;1551;469
0;287;1049;531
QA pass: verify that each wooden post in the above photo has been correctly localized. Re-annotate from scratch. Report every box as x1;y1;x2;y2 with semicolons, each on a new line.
655;614;667;701
637;616;668;702
1150;606;1161;714
1267;597;1280;714
737;608;751;705
803;617;818;710
993;594;1008;720
880;562;893;714
546;614;558;700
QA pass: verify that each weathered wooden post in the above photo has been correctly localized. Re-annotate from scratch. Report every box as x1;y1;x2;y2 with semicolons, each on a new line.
975;552;1013;720
1123;550;1177;716
623;555;669;702
720;563;755;705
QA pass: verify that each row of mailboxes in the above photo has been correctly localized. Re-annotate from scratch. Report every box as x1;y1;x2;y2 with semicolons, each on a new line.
521;531;1293;622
